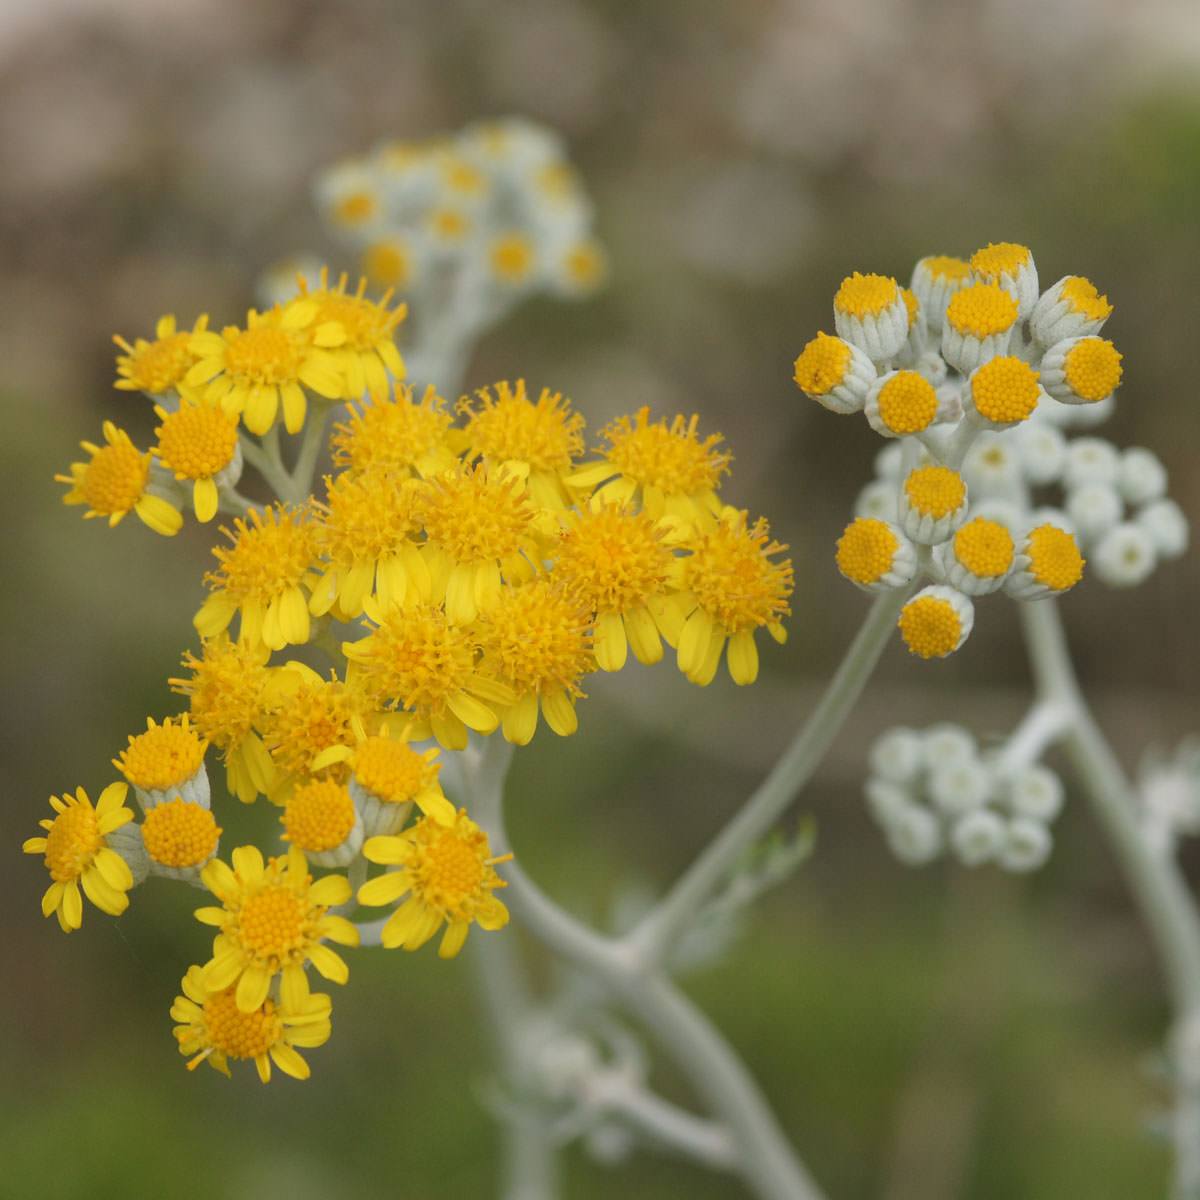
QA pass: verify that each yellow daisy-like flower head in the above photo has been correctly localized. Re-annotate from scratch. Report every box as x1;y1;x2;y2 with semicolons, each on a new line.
349;734;454;836
185;303;344;435
569;407;731;526
552;501;679;671
672;510;793;687
114;313;209;396
259;663;371;797
456;380;587;511
281;780;363;868
488;231;538;287
195;844;358;1014
170;636;278;804
23;783;135;932
57;420;183;536
361;235;421;292
897;585;974;659
310;469;428;620
358;810;511;959
342;603;514;751
478;576;596;745
153;398;242;523
114;714;210;810
295;270;407;401
171;964;332;1082
415;462;544;625
330;383;456;481
195;503;318;653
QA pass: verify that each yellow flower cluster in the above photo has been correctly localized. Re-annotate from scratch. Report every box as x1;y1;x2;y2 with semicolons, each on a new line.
33;284;793;1082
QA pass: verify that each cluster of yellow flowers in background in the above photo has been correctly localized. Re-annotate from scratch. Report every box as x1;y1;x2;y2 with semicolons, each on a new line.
28;269;793;1082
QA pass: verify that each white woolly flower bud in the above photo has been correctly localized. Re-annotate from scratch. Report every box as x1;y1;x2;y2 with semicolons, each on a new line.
1006;765;1064;822
793;331;877;414
928;759;993;817
1005;522;1085;600
1065;482;1123;546
884;802;944;866
998;817;1053;872
875;441;906;480
921;723;977;770
869;728;926;785
1091;522;1158;588
864;370;940;438
1028;275;1113;347
1137;499;1189;559
854;478;899;523
1015;420;1066;486
970;498;1026;534
950;809;1007;866
970;242;1039;320
865;778;918;825
941;281;1020;374
939;516;1016;595
835;517;918;592
897;585;975;659
1040;336;1123;406
899;465;969;545
962;432;1023;499
1062;437;1120;489
1118;447;1168;507
833;272;910;362
911;255;972;334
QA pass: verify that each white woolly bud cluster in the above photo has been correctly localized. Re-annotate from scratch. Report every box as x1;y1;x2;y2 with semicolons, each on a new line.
864;724;1065;872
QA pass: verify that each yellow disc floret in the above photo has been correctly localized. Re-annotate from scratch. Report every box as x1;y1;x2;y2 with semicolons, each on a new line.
1026;525;1085;591
1064;338;1122;402
142;798;221;869
836;518;901;586
944;283;1019;337
834;272;900;318
876;371;938;434
898;595;964;659
793;332;852;395
457;380;585;483
904;465;966;518
970;356;1041;424
115;715;208;792
490;233;536;282
155;400;239;480
952;518;1014;578
922;256;971;284
282;781;356;853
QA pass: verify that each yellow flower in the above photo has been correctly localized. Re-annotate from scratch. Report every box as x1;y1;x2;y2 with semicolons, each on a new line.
569;407;730;526
343;603;515;751
455;380;586;510
358;810;511;959
477;576;595;745
171;964;332;1082
330;383;456;480
195;844;358;1013
57;420;183;536
153;398;241;522
415;462;543;624
114;313;208;396
348;734;454;835
185;302;344;435
141;798;222;879
295;270;407;400
195;504;318;652
672;510;793;686
310;469;429;620
23;783;135;932
552;501;679;671
170;637;278;803
113;714;210;809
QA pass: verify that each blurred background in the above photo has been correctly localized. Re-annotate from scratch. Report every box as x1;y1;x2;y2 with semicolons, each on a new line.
4;0;1200;1196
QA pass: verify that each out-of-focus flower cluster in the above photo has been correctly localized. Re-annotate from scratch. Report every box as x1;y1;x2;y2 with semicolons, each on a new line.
794;243;1189;660
29;129;791;1081
865;724;1064;871
261;116;607;386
